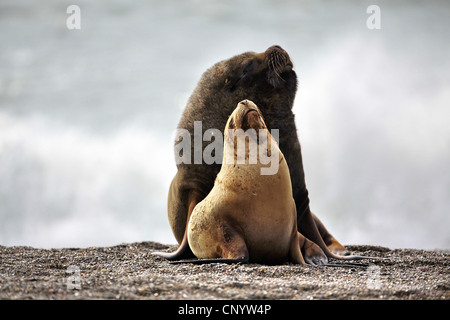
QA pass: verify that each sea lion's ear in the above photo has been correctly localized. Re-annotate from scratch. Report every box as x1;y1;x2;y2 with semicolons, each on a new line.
225;74;245;91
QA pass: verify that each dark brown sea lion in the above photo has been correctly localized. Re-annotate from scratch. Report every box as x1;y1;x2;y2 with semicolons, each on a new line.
157;45;348;261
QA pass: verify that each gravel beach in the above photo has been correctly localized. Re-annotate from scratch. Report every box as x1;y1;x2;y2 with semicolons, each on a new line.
0;241;448;300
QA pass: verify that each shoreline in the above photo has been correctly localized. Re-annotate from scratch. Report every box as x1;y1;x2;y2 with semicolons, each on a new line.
0;241;448;300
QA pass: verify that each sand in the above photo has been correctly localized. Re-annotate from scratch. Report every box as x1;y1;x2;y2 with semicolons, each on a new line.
0;241;448;300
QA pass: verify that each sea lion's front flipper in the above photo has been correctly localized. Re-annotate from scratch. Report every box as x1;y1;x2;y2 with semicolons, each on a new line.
170;223;250;265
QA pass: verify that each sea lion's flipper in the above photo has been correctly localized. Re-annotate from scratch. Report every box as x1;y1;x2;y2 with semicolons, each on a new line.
322;262;369;268
169;256;249;265
217;221;250;261
169;225;250;265
301;210;387;262
297;232;328;265
311;211;349;255
153;189;203;261
329;253;388;261
152;231;194;261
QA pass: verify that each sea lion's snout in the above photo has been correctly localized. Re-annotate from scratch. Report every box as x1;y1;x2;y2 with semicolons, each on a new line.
234;100;265;131
264;45;293;88
265;45;292;67
266;45;284;53
245;110;262;131
238;99;257;110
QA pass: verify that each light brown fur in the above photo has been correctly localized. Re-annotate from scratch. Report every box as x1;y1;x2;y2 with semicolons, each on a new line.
186;100;323;264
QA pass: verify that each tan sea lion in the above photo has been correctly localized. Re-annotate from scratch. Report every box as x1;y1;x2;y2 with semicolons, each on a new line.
154;100;383;265
160;45;348;261
158;100;320;264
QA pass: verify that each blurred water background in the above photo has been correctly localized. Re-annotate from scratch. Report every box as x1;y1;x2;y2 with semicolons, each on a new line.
0;0;449;249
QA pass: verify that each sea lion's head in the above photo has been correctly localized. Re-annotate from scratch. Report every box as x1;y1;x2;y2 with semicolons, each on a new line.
223;100;280;175
177;46;294;172
198;45;297;114
226;100;267;132
222;45;296;90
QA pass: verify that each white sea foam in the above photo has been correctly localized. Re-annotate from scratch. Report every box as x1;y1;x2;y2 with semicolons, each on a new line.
0;112;176;248
0;0;448;249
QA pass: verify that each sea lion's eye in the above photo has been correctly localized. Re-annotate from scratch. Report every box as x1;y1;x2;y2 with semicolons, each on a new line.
226;61;254;91
242;61;254;74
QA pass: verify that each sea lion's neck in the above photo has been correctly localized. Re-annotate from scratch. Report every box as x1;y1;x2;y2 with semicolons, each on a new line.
218;134;285;186
221;130;281;176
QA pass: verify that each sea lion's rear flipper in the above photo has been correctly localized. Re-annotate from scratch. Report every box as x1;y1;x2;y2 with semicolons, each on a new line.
169;256;249;265
311;211;349;255
152;231;194;261
153;189;203;261
301;210;387;262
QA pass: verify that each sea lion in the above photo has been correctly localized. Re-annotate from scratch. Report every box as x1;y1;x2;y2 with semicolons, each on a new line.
160;100;320;264
160;45;347;261
189;100;306;263
155;100;382;265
